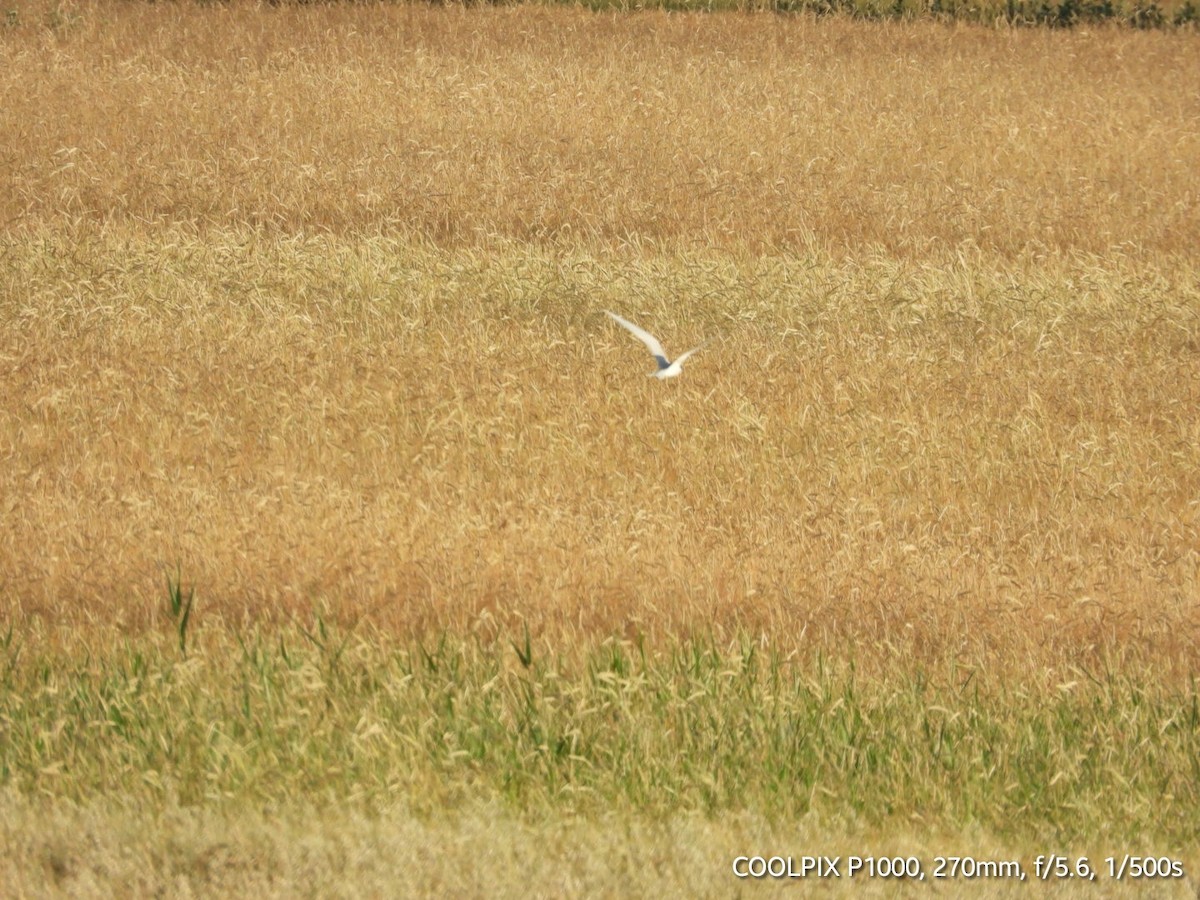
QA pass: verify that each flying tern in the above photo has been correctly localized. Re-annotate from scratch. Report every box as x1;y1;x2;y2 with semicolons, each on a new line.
605;310;705;380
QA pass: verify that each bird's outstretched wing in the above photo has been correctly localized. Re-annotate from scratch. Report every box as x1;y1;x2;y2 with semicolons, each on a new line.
672;344;706;369
605;310;670;369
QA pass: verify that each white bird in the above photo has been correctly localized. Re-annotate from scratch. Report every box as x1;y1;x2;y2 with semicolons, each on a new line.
605;310;705;380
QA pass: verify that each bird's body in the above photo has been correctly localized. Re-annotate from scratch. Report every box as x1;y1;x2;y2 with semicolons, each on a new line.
604;310;704;379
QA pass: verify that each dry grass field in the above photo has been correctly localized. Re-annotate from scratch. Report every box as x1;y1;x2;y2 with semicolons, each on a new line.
2;2;1200;895
3;3;1199;257
5;235;1199;672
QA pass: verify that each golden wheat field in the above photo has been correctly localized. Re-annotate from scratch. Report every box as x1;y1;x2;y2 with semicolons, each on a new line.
6;234;1200;670
2;2;1200;895
3;1;1199;666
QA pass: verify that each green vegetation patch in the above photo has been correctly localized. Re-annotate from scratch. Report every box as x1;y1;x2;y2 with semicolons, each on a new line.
2;624;1197;847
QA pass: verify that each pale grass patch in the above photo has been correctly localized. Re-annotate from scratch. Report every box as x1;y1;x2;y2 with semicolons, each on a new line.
5;795;1197;898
